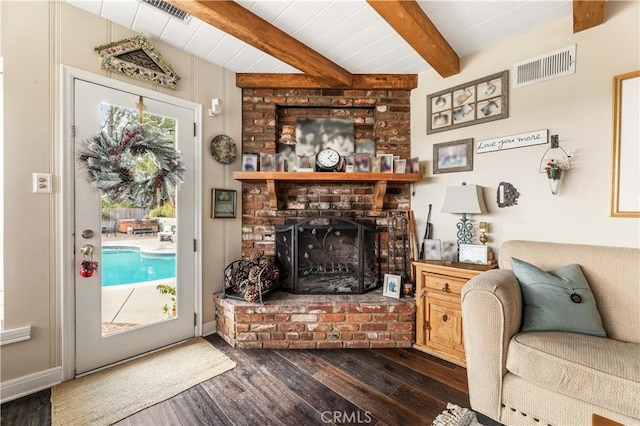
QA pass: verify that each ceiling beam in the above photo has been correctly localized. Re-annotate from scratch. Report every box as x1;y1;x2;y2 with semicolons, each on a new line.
366;0;459;78
165;0;353;87
573;0;606;33
236;74;418;90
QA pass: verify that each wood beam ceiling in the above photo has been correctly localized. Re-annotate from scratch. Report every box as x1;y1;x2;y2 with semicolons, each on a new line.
366;0;460;78
165;0;353;87
236;74;417;90
573;0;606;33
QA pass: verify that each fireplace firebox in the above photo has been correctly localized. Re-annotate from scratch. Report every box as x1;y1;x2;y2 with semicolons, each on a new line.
275;217;380;294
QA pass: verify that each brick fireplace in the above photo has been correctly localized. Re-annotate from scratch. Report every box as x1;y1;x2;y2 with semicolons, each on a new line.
216;84;416;349
240;87;412;259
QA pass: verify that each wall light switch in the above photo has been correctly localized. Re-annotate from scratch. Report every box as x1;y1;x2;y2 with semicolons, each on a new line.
33;173;52;193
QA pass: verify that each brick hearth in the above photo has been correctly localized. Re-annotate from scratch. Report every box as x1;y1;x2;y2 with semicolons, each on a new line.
215;291;415;349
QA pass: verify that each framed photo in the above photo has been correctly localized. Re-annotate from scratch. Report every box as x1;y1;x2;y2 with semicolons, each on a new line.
260;152;275;172
212;188;236;219
354;153;370;172
370;157;381;173
427;70;509;134
611;70;640;217
408;157;420;173
433;138;474;174
459;244;489;265
423;239;441;260
378;154;394;173
383;274;402;298
441;241;458;264
275;152;287;172
295;117;355;157
394;159;406;173
242;154;257;171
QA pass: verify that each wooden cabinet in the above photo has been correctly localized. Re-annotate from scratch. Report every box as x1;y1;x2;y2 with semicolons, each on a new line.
414;260;496;367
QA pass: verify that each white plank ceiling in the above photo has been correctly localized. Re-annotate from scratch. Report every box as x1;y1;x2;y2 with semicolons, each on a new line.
65;0;572;75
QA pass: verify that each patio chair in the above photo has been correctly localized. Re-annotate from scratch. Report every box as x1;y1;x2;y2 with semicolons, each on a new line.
158;224;176;242
102;221;117;237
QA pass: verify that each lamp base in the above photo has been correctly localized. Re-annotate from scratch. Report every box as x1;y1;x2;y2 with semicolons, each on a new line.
456;214;474;246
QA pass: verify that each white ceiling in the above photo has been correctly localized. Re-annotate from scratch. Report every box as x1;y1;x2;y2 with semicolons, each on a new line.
65;0;573;75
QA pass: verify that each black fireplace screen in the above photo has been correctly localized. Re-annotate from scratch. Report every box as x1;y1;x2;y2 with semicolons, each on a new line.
275;217;380;294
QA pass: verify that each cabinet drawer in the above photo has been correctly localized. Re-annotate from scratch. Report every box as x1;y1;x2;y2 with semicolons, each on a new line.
424;274;466;296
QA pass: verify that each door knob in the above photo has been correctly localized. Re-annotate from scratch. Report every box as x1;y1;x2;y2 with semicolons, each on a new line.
80;244;94;256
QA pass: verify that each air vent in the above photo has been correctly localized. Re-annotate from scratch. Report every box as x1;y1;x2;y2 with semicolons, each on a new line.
140;0;192;23
513;45;576;88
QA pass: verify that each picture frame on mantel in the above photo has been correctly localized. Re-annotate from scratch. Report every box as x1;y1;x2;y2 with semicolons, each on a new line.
427;70;509;134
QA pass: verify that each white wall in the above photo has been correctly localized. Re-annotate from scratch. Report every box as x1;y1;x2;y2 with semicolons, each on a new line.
410;1;640;253
1;1;241;383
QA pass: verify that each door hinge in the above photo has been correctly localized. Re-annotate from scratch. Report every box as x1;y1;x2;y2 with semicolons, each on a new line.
193;122;196;137
424;321;431;330
193;239;197;252
194;312;197;326
71;125;76;137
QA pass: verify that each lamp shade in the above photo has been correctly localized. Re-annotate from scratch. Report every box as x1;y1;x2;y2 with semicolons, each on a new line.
441;184;487;214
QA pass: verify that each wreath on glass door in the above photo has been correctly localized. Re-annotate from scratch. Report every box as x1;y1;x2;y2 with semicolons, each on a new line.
78;124;185;208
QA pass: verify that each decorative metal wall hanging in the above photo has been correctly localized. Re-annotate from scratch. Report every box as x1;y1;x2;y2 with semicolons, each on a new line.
94;35;180;89
427;70;509;134
497;182;520;207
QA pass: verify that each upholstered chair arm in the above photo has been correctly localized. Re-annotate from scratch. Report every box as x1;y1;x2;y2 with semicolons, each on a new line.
461;269;523;422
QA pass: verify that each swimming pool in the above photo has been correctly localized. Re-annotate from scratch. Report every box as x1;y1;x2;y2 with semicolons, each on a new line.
101;247;176;286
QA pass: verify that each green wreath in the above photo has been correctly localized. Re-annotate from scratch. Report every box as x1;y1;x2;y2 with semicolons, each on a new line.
78;124;185;208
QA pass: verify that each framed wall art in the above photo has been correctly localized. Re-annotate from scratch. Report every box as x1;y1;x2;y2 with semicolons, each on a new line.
611;70;640;217
427;70;509;134
383;274;401;298
212;189;237;219
433;138;474;174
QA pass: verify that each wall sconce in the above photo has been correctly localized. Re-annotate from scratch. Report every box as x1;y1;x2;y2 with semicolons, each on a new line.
441;182;487;245
208;98;222;117
539;134;571;195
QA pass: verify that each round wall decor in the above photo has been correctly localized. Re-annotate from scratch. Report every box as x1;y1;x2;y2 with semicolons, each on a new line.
210;134;237;164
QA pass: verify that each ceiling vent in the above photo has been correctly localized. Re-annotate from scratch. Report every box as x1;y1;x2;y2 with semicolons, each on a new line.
140;0;192;23
512;45;576;88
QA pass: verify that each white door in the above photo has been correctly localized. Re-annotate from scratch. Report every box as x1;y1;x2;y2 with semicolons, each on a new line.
73;79;196;374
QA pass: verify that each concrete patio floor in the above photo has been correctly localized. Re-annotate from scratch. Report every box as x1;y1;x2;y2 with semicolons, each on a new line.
101;233;177;334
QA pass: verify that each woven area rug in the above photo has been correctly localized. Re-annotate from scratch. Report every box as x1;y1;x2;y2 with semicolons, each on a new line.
433;403;482;426
51;337;235;426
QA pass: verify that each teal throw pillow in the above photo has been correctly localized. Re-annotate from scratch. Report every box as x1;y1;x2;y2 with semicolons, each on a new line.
511;257;607;337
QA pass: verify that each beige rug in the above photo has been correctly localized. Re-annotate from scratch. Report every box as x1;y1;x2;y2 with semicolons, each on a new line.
51;337;236;426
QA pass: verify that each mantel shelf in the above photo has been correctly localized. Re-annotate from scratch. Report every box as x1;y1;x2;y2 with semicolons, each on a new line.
233;171;422;211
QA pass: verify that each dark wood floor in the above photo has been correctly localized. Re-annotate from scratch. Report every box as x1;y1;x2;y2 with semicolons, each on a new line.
2;334;476;426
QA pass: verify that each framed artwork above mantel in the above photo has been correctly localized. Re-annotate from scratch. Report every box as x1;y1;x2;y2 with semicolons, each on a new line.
427;70;509;134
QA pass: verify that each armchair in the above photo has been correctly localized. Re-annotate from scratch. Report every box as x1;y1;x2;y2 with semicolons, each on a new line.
461;240;639;425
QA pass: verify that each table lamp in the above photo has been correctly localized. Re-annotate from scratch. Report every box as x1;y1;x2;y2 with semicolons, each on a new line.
441;182;487;245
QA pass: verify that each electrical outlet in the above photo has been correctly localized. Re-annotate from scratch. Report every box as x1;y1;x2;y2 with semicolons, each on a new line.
33;173;52;193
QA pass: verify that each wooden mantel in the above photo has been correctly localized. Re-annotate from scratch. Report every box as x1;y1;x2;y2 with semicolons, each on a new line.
233;171;422;211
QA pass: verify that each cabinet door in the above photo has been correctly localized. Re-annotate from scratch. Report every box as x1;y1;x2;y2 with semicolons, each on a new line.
426;296;464;353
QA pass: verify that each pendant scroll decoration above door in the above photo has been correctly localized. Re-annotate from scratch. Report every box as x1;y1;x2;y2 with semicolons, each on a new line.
94;35;181;89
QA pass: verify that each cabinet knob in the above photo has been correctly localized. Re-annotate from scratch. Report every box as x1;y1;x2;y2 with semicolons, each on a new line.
442;314;448;322
442;283;450;292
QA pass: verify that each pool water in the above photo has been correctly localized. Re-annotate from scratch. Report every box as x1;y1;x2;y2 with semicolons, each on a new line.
102;247;176;286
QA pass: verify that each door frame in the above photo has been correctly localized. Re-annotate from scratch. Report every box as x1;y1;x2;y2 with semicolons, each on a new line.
60;66;203;381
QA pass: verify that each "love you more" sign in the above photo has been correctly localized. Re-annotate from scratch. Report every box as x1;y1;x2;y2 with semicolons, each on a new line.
476;129;548;154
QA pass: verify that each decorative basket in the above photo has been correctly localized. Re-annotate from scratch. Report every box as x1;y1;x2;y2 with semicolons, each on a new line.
223;257;280;303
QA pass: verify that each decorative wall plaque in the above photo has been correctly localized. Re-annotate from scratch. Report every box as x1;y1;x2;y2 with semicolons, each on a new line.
94;35;180;89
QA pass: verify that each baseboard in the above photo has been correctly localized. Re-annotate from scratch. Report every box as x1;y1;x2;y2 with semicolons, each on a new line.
202;320;217;337
0;367;62;404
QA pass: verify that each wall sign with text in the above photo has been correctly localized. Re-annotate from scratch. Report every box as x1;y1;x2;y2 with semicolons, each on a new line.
476;129;548;154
